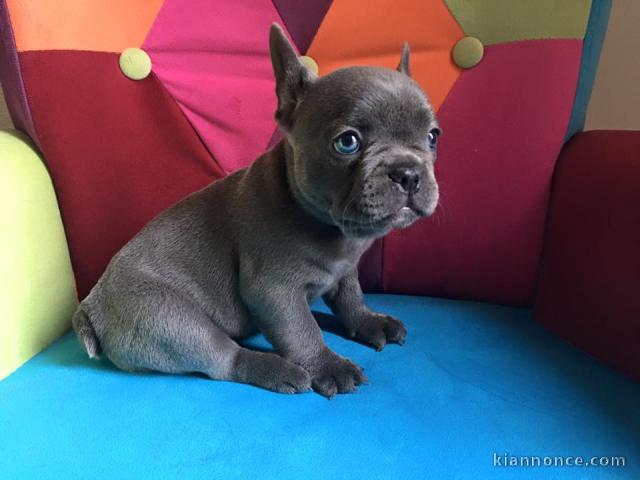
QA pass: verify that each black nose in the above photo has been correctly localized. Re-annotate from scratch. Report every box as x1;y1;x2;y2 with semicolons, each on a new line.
389;167;421;193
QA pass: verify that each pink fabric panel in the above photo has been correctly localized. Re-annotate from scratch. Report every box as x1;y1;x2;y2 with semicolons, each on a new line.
383;40;582;306
266;126;284;150
143;0;288;173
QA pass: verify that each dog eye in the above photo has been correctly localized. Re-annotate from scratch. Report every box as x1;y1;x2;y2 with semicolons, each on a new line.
333;131;361;155
427;128;441;150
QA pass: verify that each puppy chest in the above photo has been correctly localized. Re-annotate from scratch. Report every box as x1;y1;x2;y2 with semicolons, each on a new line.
306;259;355;301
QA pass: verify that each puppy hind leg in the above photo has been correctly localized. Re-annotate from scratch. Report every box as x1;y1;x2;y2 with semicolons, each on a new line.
159;314;311;393
171;318;311;393
121;309;310;393
231;347;311;394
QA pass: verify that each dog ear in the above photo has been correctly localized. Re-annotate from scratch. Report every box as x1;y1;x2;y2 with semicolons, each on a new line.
397;42;411;77
269;23;316;130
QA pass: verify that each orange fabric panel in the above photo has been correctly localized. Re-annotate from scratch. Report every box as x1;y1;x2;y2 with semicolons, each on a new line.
307;0;464;111
7;0;164;53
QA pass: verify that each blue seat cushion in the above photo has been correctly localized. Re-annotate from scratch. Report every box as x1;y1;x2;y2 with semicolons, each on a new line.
1;294;638;479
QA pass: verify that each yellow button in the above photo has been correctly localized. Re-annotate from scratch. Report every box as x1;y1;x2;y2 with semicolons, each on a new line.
299;55;319;75
452;36;484;69
119;48;152;80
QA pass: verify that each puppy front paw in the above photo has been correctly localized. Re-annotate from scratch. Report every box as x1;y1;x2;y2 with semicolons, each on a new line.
303;349;367;398
351;313;407;351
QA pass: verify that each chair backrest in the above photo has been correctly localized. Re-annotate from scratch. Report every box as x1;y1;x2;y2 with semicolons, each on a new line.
0;0;610;305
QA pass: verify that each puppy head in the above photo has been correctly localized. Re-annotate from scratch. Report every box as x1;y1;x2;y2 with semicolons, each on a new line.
270;24;440;238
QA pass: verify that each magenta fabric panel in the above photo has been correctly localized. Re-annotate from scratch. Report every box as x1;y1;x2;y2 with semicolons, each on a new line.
0;0;38;145
382;40;583;306
143;0;289;173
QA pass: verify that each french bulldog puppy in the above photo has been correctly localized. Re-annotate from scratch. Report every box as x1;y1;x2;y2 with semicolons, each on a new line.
72;24;440;398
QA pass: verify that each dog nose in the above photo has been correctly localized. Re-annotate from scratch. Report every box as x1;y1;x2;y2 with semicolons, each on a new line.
389;167;421;193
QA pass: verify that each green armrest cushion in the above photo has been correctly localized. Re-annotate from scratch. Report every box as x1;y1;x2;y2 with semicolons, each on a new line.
0;130;77;379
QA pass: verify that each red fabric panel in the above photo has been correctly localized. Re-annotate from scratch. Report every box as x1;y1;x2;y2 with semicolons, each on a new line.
535;131;640;382
382;40;582;305
19;50;224;299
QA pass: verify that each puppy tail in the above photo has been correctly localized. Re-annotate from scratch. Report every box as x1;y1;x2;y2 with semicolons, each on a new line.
72;308;102;359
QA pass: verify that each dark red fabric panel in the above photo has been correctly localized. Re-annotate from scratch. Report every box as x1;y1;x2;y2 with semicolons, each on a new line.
271;0;332;53
358;239;383;292
19;50;225;299
382;40;582;306
534;131;640;382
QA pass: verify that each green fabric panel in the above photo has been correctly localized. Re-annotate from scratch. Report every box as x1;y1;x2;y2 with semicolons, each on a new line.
0;130;77;379
444;0;592;45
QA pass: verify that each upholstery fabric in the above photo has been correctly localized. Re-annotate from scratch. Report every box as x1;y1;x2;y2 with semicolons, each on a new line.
565;0;612;140
306;0;464;112
6;0;163;53
0;130;76;379
18;51;224;298
1;295;638;479
0;1;612;306
271;0;332;54
383;40;582;305
535;131;640;382
0;0;38;145
143;0;287;172
443;0;592;44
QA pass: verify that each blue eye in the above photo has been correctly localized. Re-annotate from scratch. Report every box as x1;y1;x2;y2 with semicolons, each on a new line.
427;128;441;149
333;131;361;155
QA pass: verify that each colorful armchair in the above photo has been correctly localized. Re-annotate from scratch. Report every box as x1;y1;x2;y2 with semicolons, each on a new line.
1;1;638;479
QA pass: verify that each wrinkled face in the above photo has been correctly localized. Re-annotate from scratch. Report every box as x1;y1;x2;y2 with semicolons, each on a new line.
287;67;440;238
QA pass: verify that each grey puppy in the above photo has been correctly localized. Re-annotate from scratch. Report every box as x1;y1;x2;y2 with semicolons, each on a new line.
73;24;440;398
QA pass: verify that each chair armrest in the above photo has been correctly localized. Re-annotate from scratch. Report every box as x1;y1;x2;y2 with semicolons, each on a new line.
0;130;77;379
535;130;640;381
